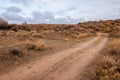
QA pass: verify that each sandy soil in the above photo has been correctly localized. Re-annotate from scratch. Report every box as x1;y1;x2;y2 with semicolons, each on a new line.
0;37;108;80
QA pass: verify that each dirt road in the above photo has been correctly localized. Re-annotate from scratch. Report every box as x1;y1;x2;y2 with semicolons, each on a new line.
0;37;108;80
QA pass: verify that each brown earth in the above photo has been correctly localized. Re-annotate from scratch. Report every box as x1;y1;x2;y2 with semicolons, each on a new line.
0;37;108;80
1;19;118;80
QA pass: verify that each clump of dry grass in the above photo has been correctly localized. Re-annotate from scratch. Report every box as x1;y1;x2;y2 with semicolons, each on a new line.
9;49;23;57
109;32;120;38
94;57;120;80
73;33;91;39
32;33;44;38
26;41;47;51
104;39;120;58
93;38;120;80
64;38;69;41
0;31;7;36
29;30;44;38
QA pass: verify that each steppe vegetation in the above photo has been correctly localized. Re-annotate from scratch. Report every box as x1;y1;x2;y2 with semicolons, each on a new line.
0;18;120;80
91;33;120;80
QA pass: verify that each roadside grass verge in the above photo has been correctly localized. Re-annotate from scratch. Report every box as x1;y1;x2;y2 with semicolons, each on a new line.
93;38;120;80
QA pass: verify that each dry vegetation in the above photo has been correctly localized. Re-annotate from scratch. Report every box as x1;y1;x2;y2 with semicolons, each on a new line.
26;41;50;51
91;35;120;80
0;18;120;78
78;19;120;33
77;19;120;80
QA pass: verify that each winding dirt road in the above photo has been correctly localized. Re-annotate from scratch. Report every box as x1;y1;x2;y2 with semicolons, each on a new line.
0;37;108;80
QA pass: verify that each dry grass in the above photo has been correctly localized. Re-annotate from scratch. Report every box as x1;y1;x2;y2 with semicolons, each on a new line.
64;38;69;41
73;33;93;39
93;38;120;80
104;39;120;58
32;32;44;38
26;41;47;51
9;49;24;57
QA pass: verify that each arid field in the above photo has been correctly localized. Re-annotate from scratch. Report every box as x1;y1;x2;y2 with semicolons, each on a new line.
0;19;120;80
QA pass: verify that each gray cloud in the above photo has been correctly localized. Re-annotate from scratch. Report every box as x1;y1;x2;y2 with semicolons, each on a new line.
32;11;55;20
1;0;120;24
43;11;54;19
31;11;80;24
10;0;32;6
32;11;42;19
53;17;83;24
0;10;83;24
1;12;24;21
62;7;76;12
6;6;22;13
0;10;55;24
31;11;55;23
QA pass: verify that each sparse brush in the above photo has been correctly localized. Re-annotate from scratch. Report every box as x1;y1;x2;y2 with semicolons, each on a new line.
9;49;23;57
93;38;120;80
32;33;44;38
0;18;8;30
26;41;46;51
64;38;69;41
104;39;120;58
30;30;44;38
0;31;7;36
94;58;120;80
109;32;120;38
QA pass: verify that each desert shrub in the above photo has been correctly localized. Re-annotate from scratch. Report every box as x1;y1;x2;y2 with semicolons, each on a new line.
93;38;120;80
32;32;44;38
109;32;120;38
26;41;46;51
64;38;69;41
9;49;23;57
0;31;7;36
0;18;11;30
10;24;31;32
94;57;120;80
19;25;31;31
104;39;120;58
63;25;74;30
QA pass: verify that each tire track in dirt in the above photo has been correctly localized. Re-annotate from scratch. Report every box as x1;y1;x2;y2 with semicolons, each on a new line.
0;37;100;80
31;37;103;80
43;38;108;80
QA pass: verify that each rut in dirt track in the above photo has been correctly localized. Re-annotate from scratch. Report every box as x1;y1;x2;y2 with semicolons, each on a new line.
0;37;108;80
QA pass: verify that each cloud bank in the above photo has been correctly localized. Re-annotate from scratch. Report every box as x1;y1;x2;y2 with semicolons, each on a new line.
0;0;120;24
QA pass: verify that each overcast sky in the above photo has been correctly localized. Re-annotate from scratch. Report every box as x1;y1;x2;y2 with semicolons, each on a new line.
0;0;120;24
